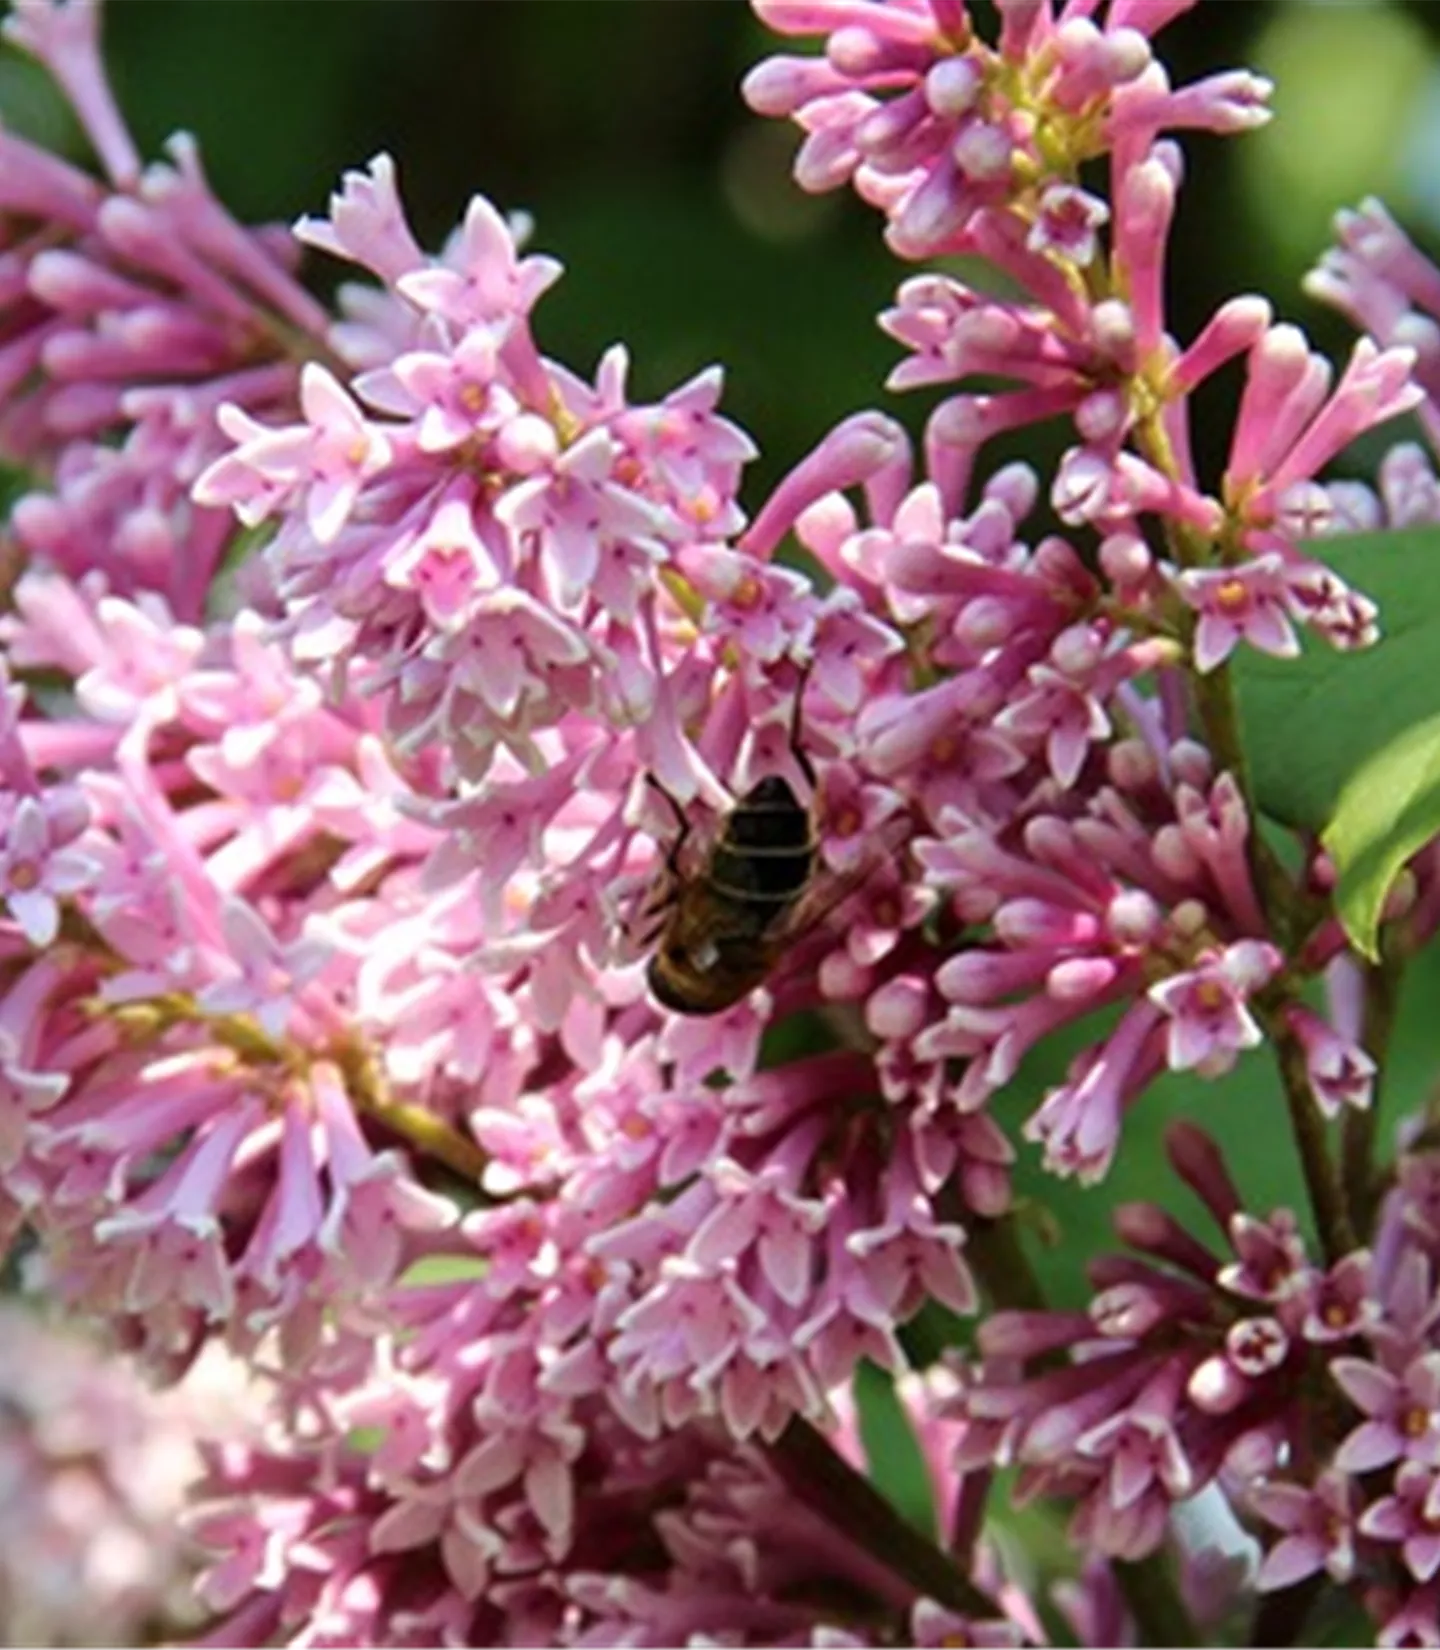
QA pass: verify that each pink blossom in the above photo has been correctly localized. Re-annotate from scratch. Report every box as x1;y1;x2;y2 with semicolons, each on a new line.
1251;1470;1359;1589
744;0;1219;261
6;6;1440;1646
3;0;139;185
1283;1004;1376;1117
1377;1582;1440;1648
1332;1352;1440;1472
1171;555;1299;673
196;363;393;544
1147;940;1281;1076
1226;330;1422;541
1360;1462;1440;1583
0;790;93;945
293;153;426;286
1028;184;1110;268
396;192;562;326
911;1598;1023;1648
0;1306;255;1646
194;898;332;1040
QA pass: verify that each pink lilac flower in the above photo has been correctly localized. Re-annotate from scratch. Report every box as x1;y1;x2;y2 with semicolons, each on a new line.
0;790;94;945
1251;1470;1359;1589
0;571;468;1372
1359;1463;1440;1585
194;168;763;819
188;1333;1045;1648
1170;555;1300;673
1308;197;1440;444
0;4;324;623
1147;939;1281;1077
743;0;1269;261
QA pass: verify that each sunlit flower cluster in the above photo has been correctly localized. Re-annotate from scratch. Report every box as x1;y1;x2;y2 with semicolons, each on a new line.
4;0;1440;1644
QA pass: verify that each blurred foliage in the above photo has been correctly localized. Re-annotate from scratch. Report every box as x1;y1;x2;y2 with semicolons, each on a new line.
853;1360;939;1540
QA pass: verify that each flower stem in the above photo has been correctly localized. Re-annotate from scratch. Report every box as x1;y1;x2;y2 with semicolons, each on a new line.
1266;1012;1356;1265
1247;1572;1322;1647
1345;942;1403;1231
768;1416;994;1620
331;1034;493;1186
1187;660;1292;927
948;1469;992;1566
104;987;494;1189
965;1211;1049;1312
1188;656;1359;1261
1114;1551;1200;1648
934;1206;1043;1564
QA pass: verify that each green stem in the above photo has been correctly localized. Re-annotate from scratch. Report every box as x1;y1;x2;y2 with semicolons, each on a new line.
356;1092;492;1184
930;1207;1044;1565
1267;1013;1357;1265
1180;590;1362;1267
965;1212;1049;1313
330;1034;493;1187
1344;942;1403;1232
768;1417;993;1620
1114;1551;1200;1648
1187;661;1293;933
105;987;495;1190
1248;1572;1322;1648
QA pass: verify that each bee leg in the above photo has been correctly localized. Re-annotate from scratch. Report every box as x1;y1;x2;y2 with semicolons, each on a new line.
632;908;669;948
645;773;690;875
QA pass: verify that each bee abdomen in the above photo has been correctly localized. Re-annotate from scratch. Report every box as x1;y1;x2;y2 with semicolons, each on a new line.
711;775;812;902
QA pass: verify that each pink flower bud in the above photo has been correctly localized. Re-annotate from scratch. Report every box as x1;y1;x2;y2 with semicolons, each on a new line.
924;55;982;119
866;974;929;1040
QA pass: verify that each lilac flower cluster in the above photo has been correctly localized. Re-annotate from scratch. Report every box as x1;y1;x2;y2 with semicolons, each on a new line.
5;0;1440;1643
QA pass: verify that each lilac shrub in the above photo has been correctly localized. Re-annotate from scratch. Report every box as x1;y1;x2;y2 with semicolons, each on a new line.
4;0;1440;1644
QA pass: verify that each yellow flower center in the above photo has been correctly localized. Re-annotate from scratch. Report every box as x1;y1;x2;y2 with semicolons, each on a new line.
732;573;764;611
1215;577;1251;616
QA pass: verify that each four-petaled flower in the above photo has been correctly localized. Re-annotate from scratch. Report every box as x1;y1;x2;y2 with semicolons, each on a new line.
1172;554;1300;673
1148;940;1282;1076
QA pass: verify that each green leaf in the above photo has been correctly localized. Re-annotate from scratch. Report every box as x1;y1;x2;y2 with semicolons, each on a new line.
851;1360;938;1541
995;1002;1310;1310
395;1253;488;1287
1325;709;1440;958
1235;526;1440;955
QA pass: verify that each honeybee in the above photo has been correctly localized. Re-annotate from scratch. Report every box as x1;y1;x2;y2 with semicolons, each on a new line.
636;685;907;1016
644;768;819;1016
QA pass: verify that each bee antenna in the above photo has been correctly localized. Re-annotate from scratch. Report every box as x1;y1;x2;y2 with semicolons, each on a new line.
644;773;691;872
788;658;817;791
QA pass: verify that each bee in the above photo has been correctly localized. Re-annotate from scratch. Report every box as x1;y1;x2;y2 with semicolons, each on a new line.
644;766;818;1016
635;678;906;1016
